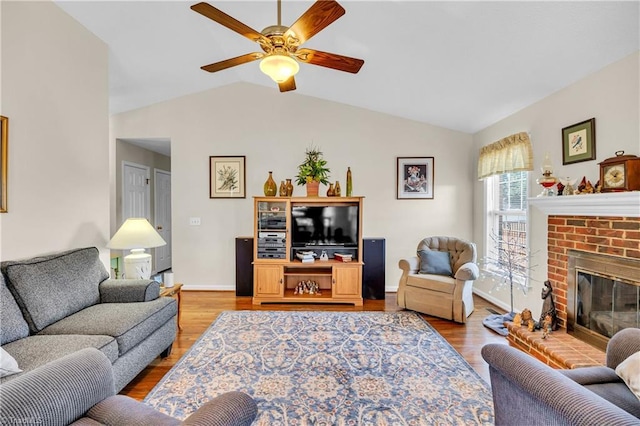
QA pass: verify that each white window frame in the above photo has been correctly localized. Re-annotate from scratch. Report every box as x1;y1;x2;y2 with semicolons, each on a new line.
483;172;530;287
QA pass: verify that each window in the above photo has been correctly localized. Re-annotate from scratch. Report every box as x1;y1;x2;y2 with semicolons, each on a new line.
485;171;529;284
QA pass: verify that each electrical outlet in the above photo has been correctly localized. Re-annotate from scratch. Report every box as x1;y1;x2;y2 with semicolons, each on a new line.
189;217;201;226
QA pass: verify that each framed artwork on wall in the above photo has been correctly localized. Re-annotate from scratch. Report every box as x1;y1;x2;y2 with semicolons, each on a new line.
209;156;246;198
1;115;7;213
396;157;434;199
562;118;596;165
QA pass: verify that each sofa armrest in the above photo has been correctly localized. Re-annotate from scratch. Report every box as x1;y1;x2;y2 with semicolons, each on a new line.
481;344;639;425
182;391;258;426
606;327;640;370
454;262;479;281
99;279;160;303
398;257;419;274
0;348;115;426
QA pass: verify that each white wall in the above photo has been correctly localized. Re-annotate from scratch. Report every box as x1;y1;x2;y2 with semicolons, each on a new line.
472;51;640;317
0;1;110;264
111;83;475;290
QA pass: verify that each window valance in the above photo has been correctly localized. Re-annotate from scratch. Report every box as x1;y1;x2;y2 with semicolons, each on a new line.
478;132;533;179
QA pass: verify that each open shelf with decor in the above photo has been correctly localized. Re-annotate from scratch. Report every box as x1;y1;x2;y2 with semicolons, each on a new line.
252;196;364;306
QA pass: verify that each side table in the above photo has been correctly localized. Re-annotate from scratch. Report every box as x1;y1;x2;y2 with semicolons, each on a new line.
160;283;183;330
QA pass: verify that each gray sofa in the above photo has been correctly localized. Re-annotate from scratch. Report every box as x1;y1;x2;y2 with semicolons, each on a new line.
482;328;640;425
1;247;177;392
0;347;258;425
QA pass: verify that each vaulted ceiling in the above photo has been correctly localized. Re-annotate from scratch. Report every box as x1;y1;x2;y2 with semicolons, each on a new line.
56;1;639;133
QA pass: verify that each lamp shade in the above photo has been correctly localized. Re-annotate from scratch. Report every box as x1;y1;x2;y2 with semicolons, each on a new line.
259;54;299;83
107;218;166;250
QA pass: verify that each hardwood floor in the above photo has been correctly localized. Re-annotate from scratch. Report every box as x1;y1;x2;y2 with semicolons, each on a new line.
121;291;508;400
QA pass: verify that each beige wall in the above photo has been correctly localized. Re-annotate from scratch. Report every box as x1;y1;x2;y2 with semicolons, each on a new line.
0;1;109;264
472;51;640;317
112;83;475;290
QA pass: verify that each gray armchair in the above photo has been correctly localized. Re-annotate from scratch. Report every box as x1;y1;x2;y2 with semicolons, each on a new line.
0;348;258;426
397;236;478;323
481;328;640;425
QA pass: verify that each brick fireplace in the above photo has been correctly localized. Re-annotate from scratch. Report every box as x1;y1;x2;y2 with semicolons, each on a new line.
507;193;640;368
547;214;640;329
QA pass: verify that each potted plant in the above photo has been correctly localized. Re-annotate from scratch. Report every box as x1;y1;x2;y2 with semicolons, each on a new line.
295;146;330;197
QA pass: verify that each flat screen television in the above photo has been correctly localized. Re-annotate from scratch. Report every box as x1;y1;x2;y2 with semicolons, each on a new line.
291;205;359;248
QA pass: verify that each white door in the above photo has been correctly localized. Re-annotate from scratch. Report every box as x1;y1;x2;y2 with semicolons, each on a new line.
154;169;172;272
123;162;150;221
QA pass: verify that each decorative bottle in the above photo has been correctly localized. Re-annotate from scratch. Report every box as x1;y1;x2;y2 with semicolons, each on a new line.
286;179;294;197
279;180;287;197
326;183;335;197
335;181;341;197
346;167;353;197
264;171;277;196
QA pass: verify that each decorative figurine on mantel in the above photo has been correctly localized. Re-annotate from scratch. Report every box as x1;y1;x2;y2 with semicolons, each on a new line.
539;280;558;331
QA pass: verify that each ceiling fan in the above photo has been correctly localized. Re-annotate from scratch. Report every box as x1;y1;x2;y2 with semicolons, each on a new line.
191;0;364;92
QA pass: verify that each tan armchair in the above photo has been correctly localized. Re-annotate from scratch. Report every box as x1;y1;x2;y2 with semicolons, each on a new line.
397;236;479;323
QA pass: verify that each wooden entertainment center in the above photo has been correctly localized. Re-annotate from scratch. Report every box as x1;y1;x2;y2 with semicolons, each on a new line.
252;196;364;306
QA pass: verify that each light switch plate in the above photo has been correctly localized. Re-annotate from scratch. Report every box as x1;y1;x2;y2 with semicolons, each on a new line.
189;217;201;226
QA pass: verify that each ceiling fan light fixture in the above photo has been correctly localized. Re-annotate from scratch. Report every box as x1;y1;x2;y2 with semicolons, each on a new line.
259;54;299;83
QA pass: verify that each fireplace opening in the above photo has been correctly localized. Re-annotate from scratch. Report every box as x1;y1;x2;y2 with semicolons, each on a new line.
567;250;640;351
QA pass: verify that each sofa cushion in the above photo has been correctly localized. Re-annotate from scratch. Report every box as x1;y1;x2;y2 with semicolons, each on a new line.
585;381;640;418
1;247;109;333
0;274;29;345
38;297;177;355
0;334;118;384
418;249;453;276
406;273;455;294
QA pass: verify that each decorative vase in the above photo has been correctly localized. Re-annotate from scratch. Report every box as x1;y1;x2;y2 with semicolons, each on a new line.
286;179;294;197
279;180;287;197
346;167;353;197
306;180;320;197
335;181;341;197
264;171;277;196
326;183;335;197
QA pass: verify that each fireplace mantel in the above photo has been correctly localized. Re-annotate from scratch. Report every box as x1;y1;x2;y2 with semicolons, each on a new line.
528;192;640;217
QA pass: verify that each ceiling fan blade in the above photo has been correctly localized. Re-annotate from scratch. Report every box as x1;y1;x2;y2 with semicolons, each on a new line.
278;76;297;92
191;2;269;44
296;48;364;73
201;53;262;73
284;0;345;45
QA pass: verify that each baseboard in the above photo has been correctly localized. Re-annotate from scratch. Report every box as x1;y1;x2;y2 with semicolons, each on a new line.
472;288;513;313
181;284;236;291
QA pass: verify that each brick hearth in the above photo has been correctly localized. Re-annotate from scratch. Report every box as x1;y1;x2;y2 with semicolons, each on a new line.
507;322;605;368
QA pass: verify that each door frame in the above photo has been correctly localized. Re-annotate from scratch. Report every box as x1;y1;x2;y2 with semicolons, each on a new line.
154;168;172;272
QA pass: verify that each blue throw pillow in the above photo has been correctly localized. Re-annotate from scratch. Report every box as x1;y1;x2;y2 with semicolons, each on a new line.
417;250;453;276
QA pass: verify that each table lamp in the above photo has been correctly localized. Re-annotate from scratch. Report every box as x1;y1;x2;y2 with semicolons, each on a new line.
107;218;166;279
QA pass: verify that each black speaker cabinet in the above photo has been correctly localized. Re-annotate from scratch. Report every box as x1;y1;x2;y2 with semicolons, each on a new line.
362;238;385;300
235;237;254;296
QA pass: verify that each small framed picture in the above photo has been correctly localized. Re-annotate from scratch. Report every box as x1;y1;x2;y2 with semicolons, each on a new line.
562;118;596;165
397;157;434;199
209;156;246;198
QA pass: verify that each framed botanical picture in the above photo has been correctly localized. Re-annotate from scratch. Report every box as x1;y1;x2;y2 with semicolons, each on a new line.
209;156;246;198
1;115;7;213
562;118;596;165
397;157;434;199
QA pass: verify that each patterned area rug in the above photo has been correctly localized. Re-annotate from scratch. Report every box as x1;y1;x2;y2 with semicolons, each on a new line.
145;311;494;425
